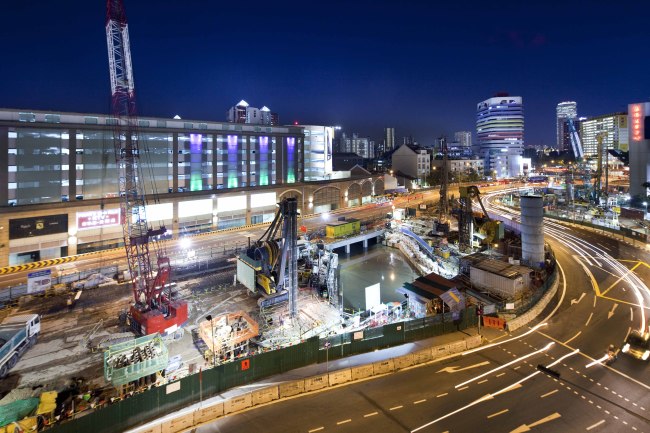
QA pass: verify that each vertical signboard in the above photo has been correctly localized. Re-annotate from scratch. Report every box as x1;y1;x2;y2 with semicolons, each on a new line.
631;104;644;142
364;283;381;310
27;269;52;294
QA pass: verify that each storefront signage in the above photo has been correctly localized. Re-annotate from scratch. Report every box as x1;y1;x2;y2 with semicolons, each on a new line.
10;214;68;239
77;209;121;230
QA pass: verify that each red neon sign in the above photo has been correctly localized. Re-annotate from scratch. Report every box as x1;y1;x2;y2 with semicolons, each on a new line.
631;104;644;142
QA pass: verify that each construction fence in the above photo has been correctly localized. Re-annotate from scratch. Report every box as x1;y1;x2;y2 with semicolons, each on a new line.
45;308;477;433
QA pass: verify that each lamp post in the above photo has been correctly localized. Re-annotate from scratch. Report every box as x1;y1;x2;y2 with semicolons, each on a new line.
205;315;216;367
324;340;331;374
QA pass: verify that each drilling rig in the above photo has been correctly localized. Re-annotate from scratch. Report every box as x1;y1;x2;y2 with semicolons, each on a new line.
106;0;188;335
437;137;450;234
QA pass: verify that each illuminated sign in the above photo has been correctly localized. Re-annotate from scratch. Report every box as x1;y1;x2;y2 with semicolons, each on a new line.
77;209;121;230
631;104;644;142
10;214;68;239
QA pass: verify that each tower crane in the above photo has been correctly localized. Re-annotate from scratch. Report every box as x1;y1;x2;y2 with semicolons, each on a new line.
106;0;187;335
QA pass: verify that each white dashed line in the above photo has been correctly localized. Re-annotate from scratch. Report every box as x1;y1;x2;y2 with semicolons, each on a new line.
414;399;426;405
337;419;352;425
390;406;403;411
478;379;488;384
436;393;448;398
487;409;509;418
364;412;378;418
496;373;506;378
540;389;558;398
457;386;469;391
308;428;324;433
586;420;605;430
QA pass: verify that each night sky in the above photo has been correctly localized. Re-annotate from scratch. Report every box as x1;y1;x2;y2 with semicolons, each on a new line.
2;1;649;147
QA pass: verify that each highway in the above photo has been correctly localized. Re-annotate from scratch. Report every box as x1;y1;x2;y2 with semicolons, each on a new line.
192;186;650;433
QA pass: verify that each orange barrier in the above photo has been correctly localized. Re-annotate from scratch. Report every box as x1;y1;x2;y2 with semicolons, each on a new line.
482;316;506;330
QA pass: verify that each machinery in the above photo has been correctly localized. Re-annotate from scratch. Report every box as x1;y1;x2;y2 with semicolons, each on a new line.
106;0;187;335
457;186;494;252
245;198;299;316
0;314;40;378
437;136;450;234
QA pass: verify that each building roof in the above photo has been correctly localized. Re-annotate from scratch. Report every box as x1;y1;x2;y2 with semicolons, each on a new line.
472;257;532;280
236;99;249;107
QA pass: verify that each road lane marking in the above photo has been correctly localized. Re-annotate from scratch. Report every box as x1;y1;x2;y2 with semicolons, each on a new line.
571;292;586;305
631;307;634;322
478;379;488;384
390;405;403;411
586;420;605;430
414;399;426;405
308;428;324;432
436;393;448;398
607;303;618;319
456;343;554;389
364;412;378;417
337;419;351;425
437;361;490;374
585;312;593;326
457;386;469;391
487;409;508;418
593;295;597;308
496;373;506;377
540;389;558;398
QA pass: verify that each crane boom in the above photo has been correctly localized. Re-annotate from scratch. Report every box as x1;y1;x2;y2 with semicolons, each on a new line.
106;0;187;334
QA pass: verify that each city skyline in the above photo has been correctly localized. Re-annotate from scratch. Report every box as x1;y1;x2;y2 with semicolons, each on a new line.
1;1;648;147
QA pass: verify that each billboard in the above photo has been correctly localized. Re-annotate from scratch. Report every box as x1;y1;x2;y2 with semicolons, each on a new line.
10;214;68;239
27;269;52;294
77;209;121;230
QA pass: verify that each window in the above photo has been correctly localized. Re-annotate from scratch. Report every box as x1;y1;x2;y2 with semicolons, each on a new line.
18;112;36;122
44;114;61;123
106;118;118;125
85;117;99;124
138;120;150;127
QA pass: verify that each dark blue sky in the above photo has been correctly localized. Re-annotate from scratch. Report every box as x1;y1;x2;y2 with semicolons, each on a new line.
2;1;649;146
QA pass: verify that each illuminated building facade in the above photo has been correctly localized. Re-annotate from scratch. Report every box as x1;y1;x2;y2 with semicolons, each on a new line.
476;95;524;178
0;108;305;265
580;113;628;157
556;101;577;151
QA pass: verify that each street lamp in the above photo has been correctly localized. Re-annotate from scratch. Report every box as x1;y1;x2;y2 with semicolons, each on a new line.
205;315;216;367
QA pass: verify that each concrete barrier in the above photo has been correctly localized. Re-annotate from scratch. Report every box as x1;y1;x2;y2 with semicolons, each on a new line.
304;375;328;392
328;369;352;386
252;386;279;405
136;425;162;433
224;393;252;415
465;335;481;350
448;341;466;353
508;272;559;331
373;359;395;375
161;412;194;433
279;380;305;398
413;348;433;364
350;364;374;381
194;402;224;424
393;354;414;370
432;344;449;358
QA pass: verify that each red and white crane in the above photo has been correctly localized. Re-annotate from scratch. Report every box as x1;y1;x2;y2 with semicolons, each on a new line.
106;0;187;335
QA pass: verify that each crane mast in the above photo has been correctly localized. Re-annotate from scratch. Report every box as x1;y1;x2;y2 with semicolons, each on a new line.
106;0;186;334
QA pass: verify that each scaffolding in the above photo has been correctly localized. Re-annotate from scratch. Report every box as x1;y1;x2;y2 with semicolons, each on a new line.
199;311;259;364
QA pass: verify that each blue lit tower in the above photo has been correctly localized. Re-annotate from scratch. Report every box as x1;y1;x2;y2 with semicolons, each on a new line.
476;94;524;178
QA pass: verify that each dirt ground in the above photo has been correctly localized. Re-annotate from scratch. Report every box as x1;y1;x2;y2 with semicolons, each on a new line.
0;266;342;399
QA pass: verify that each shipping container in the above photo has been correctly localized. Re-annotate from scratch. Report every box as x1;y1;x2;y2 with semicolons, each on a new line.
325;219;361;238
469;266;524;299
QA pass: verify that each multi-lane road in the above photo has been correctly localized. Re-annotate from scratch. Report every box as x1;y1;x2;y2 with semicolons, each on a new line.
192;186;650;432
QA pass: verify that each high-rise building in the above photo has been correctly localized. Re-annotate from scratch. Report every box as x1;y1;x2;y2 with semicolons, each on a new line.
301;125;334;181
580;113;628;157
476;95;524;178
556;101;577;151
628;102;650;200
341;133;375;159
454;131;472;147
384;127;395;153
227;100;278;125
